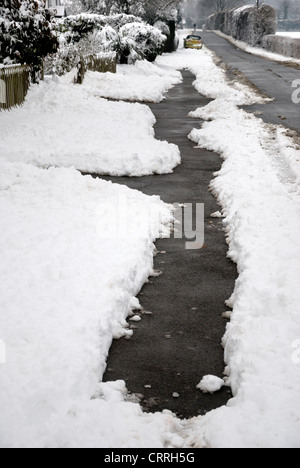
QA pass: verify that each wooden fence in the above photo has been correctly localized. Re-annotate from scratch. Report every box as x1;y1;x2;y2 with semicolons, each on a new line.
0;65;30;111
76;52;117;85
0;54;116;110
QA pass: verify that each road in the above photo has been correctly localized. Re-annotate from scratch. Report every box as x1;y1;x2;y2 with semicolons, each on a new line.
200;31;300;134
101;71;237;419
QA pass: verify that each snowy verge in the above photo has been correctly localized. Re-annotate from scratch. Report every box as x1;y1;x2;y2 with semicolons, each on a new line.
262;34;300;60
0;159;186;448
277;32;300;39
157;45;300;447
83;60;182;102
0;76;180;177
184;57;300;446
214;30;300;65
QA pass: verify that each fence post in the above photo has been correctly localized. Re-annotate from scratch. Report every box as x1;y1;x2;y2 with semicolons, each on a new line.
75;53;117;84
0;78;6;105
75;57;86;85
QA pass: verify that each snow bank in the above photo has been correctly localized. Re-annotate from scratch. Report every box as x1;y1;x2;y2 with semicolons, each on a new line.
83;60;182;102
157;43;300;447
162;46;300;447
189;106;300;447
196;376;224;394
0;159;184;448
277;32;300;39
0;76;180;177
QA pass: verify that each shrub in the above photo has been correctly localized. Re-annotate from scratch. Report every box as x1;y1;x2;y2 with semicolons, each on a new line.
47;13;166;73
118;22;166;63
0;0;58;82
58;13;143;43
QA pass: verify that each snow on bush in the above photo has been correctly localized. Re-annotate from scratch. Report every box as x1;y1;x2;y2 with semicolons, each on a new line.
157;43;300;448
47;13;166;75
59;13;142;42
0;76;180;176
154;19;179;54
154;20;170;37
0;0;58;81
118;22;166;63
91;0;145;18
45;28;118;76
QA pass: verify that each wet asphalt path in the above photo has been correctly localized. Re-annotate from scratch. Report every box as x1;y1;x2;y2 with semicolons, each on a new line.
200;31;300;134
99;71;237;419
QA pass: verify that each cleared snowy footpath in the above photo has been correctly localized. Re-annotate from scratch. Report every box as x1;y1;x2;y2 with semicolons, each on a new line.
102;69;236;419
103;42;300;446
159;43;300;448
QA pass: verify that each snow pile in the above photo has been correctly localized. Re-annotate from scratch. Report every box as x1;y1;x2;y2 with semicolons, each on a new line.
0;159;184;448
54;14;166;69
0;0;58;80
118;22;166;63
196;376;225;394
0;76;180;176
277;32;300;39
83;60;182;102
188;105;300;447
159;46;300;447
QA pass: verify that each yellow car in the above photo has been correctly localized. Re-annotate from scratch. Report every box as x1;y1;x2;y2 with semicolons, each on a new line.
184;34;203;50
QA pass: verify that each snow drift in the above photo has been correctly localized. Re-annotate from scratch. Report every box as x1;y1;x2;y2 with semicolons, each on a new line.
0;75;180;176
0;159;179;448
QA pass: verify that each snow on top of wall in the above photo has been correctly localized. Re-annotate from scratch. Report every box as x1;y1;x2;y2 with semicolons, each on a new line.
277;32;300;38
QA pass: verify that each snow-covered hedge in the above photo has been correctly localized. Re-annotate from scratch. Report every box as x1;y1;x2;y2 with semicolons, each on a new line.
205;4;277;46
262;35;300;59
0;0;58;81
47;13;166;74
118;22;166;63
58;13;143;42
